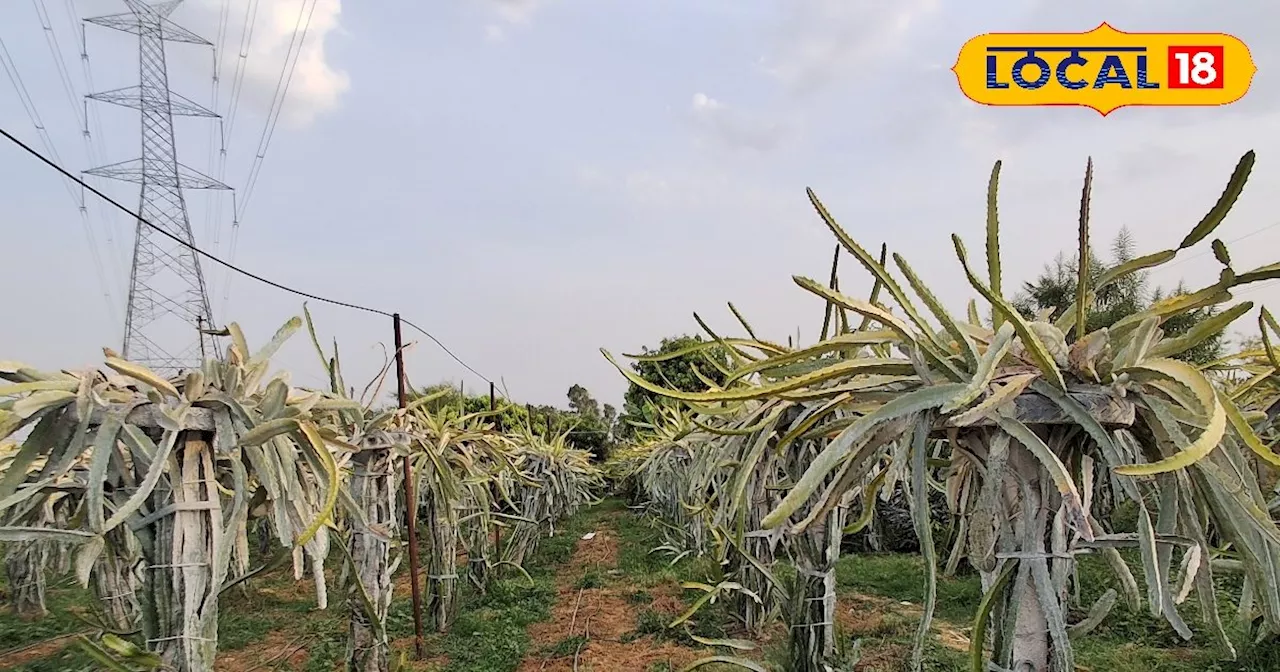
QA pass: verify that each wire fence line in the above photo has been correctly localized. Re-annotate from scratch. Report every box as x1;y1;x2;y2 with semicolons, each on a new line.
0;124;495;387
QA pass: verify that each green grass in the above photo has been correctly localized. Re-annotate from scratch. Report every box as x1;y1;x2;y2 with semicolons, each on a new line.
217;602;283;651
1;502;611;672
213;569;348;671
0;572;102;672
831;549;1280;672
543;634;587;658
436;575;555;672
626;589;653;604
426;502;614;672
6;499;1275;672
835;552;983;623
632;608;667;636
575;568;604;589
611;501;680;578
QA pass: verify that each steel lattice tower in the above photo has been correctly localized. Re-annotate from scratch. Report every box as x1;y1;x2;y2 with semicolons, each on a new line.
84;0;227;374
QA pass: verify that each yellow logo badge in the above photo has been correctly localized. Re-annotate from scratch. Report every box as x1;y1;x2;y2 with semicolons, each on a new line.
952;23;1256;115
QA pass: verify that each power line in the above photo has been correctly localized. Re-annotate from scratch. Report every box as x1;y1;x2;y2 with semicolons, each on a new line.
40;0;128;308
31;0;83;130
0;34;73;199
398;318;494;384
202;0;232;293
204;0;261;305
215;0;263;255
1152;220;1280;276
237;0;316;221
223;0;260;143
0;124;495;386
238;0;314;220
1146;222;1280;309
0;29;117;329
1233;278;1279;299
202;0;233;302
71;5;129;292
221;0;318;319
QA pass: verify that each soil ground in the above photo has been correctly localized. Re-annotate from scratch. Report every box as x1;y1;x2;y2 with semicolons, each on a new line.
0;498;1262;671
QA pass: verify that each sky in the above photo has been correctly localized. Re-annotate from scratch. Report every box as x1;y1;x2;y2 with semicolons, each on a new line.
2;0;1280;410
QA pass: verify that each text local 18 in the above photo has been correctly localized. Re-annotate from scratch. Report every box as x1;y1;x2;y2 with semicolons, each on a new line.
986;46;1159;90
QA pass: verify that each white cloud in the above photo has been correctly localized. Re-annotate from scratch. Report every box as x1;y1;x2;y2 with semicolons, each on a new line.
488;0;543;24
688;92;787;152
762;0;941;93
191;0;349;127
691;92;721;113
18;0;1278;410
479;0;547;41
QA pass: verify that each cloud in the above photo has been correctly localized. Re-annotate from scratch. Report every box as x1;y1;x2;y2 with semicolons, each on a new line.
480;0;547;40
488;0;543;24
762;0;940;94
20;0;1278;412
688;92;787;152
191;0;349;128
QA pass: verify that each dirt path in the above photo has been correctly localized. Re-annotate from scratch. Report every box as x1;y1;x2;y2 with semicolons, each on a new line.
0;630;92;670
834;591;970;670
836;591;970;650
215;630;312;672
513;508;972;672
516;518;711;672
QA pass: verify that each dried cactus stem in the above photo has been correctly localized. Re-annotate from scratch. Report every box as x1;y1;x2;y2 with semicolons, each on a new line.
422;479;458;632
4;542;48;619
464;510;490;593
347;448;398;672
733;554;771;634
92;528;142;632
788;566;838;672
1002;445;1054;672
788;504;846;672
734;489;777;635
139;431;223;672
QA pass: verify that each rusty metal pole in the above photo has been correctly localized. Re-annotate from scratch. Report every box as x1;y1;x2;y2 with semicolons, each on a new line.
394;313;426;659
489;381;501;561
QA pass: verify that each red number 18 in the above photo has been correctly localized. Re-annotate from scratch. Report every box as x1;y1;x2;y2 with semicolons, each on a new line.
1168;46;1224;88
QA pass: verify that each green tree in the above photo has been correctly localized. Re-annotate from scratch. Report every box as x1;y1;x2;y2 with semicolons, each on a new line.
616;334;732;439
408;382;487;416
407;382;616;460
561;384;612;461
1014;227;1225;363
567;384;600;418
410;383;530;434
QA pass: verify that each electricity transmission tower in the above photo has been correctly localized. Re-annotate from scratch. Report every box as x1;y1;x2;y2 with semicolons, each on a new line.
84;0;228;374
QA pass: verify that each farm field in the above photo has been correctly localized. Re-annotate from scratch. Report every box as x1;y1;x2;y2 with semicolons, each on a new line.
2;498;1268;672
4;148;1280;672
7;1;1280;670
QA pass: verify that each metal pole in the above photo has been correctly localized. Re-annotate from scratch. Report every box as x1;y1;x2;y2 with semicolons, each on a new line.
489;382;497;429
394;313;426;659
489;381;501;561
